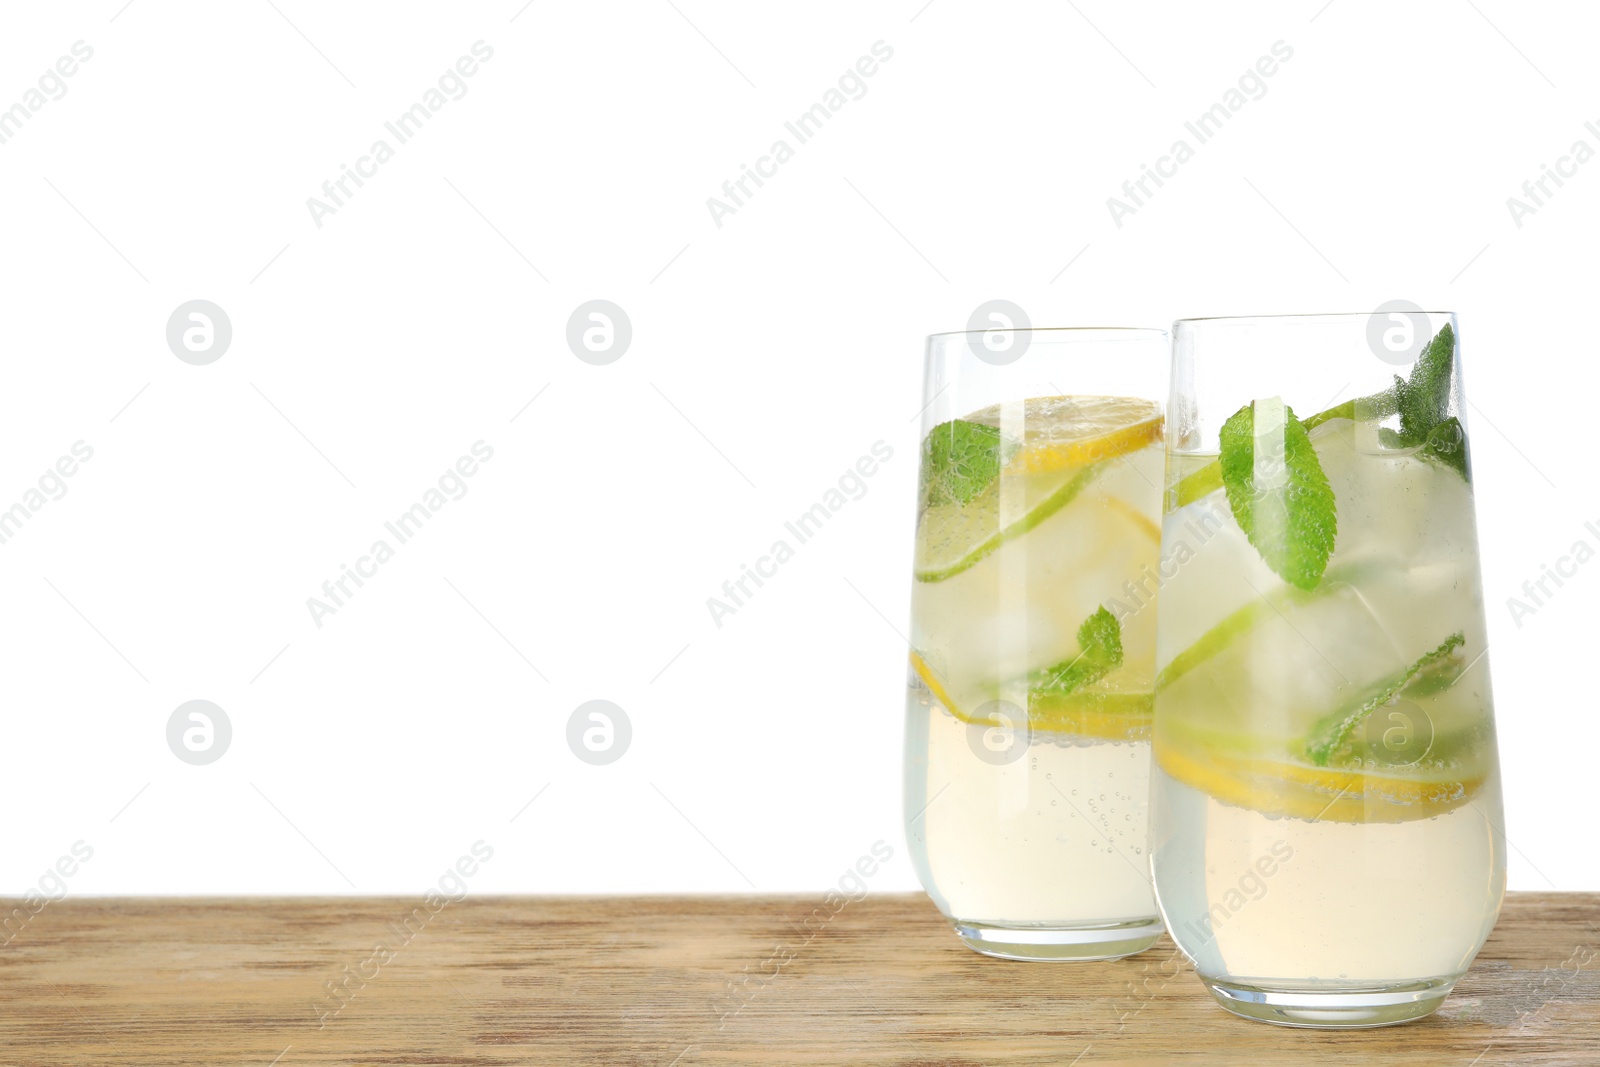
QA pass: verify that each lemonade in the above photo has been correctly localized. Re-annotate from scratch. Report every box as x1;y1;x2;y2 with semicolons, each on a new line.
905;394;1166;960
1150;321;1506;1025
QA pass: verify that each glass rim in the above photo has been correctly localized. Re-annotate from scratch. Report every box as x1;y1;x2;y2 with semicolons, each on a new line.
1173;310;1456;326
925;326;1167;341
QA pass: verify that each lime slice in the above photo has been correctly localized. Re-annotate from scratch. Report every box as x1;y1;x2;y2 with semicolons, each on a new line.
1154;561;1374;693
913;463;1101;582
1153;564;1493;822
914;395;1162;583
1030;688;1154;740
911;463;1159;693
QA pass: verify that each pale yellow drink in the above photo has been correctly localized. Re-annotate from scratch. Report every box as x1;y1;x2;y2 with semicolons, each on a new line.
1151;378;1505;1024
905;396;1165;960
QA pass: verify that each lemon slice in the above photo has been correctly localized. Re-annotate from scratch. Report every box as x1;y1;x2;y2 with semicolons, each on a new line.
1154;738;1484;824
963;395;1164;474
911;650;1153;742
914;395;1163;583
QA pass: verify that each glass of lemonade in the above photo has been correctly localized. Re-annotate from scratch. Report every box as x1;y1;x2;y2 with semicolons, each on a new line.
1151;311;1505;1026
904;325;1168;960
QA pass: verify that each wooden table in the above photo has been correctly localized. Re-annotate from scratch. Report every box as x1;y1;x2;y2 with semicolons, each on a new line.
1;892;1596;1065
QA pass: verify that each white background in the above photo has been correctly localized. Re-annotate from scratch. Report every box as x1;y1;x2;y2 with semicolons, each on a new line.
0;0;1593;897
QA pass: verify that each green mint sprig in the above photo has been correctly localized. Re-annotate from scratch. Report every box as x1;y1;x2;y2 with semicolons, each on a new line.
1395;323;1456;445
1309;323;1468;480
1302;632;1466;766
1027;607;1124;696
1174;322;1469;521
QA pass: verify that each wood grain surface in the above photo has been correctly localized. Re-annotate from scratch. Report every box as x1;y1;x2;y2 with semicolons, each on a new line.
0;892;1596;1065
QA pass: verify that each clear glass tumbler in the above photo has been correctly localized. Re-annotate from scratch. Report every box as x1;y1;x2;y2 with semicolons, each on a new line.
904;325;1168;960
1151;311;1505;1025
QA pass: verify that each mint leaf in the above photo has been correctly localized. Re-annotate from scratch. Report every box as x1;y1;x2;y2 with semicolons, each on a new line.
1177;324;1466;510
1394;323;1455;444
1376;324;1471;480
1303;632;1465;766
1323;325;1454;445
1378;406;1470;480
1028;607;1123;695
1420;416;1469;479
919;419;1008;509
1219;399;1338;591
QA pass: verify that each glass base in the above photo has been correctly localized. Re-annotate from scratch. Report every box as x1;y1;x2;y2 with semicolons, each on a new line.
1200;974;1459;1028
950;917;1164;961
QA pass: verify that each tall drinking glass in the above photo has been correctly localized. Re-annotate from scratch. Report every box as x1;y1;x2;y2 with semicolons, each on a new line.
905;325;1168;960
1151;311;1504;1025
